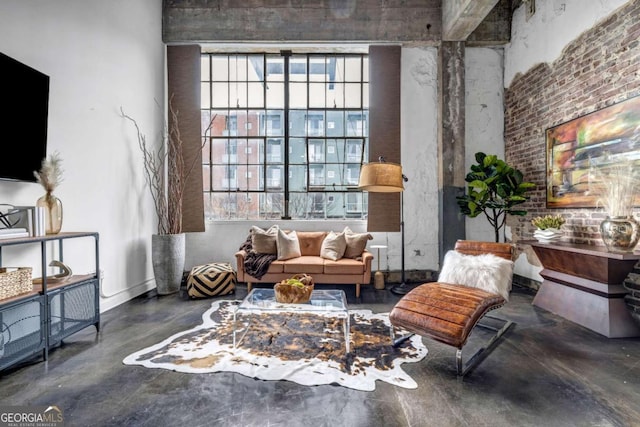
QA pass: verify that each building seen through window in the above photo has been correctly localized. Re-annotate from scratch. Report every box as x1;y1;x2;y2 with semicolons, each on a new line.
201;52;369;220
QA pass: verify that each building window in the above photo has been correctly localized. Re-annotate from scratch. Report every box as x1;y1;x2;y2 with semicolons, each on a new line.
202;52;369;220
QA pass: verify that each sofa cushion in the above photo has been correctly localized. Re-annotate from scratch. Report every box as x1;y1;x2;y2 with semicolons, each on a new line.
343;226;373;259
320;231;347;261
297;231;328;256
323;258;365;275
266;260;285;274
250;225;279;254
277;229;301;260
283;256;325;274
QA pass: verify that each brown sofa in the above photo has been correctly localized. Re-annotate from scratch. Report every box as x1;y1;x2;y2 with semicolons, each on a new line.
235;231;373;298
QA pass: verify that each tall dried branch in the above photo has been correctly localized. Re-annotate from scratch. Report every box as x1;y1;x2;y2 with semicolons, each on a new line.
122;96;214;235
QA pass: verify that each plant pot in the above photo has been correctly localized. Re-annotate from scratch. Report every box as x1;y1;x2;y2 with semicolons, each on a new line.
600;216;640;253
533;227;563;243
152;233;185;295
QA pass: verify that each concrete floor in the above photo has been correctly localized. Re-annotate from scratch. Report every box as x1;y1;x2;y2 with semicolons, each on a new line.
1;284;639;427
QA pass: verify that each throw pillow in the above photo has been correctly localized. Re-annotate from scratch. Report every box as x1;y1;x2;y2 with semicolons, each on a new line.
320;231;347;261
250;225;279;254
277;229;301;260
437;250;514;301
342;226;373;259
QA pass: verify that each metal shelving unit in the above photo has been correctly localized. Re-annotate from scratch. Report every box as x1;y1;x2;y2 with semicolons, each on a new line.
0;232;100;371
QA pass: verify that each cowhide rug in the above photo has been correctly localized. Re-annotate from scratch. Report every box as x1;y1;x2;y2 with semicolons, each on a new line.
123;300;427;391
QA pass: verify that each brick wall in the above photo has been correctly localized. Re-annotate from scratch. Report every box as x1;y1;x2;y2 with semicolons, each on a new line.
504;0;640;246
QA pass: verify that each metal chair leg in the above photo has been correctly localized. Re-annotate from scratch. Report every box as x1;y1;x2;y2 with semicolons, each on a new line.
456;317;513;376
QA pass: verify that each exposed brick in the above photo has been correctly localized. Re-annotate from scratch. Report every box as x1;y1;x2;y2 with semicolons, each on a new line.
505;0;640;245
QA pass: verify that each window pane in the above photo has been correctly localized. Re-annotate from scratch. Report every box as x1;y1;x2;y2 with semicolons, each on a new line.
211;83;229;108
201;56;210;81
247;55;263;82
307;192;325;218
266;138;283;163
211;56;228;80
344;83;361;108
247;82;264;108
289;111;306;137
230;82;248;108
309;83;325;108
289;165;307;191
327;83;344;109
290;57;307;82
230;55;247;81
266;82;284;108
289;138;306;164
326;193;343;218
344;164;361;186
201;83;210;109
333;58;345;83
288;193;309;219
202;165;211;191
344;57;362;81
266;57;284;82
363;58;369;83
289;82;307;108
308;139;324;163
260;193;283;219
326;111;344;137
363;83;369;108
307;112;325;136
326;138;341;162
266;165;284;190
263;111;284;136
326;164;341;186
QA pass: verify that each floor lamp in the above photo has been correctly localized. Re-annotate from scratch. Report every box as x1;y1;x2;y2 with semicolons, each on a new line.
358;157;412;295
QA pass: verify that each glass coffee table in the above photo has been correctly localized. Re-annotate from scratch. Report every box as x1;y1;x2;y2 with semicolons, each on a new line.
233;288;350;353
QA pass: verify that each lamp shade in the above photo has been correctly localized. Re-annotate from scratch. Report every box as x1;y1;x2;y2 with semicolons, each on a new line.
358;162;404;192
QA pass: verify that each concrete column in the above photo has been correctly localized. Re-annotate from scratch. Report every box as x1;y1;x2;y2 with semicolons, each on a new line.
438;41;466;264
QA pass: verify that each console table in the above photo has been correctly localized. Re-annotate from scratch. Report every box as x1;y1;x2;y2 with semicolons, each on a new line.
528;241;640;338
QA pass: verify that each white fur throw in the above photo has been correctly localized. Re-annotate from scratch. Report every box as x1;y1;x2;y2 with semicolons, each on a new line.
438;250;514;301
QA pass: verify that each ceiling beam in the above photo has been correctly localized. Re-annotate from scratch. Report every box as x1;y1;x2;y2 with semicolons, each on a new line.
442;0;501;41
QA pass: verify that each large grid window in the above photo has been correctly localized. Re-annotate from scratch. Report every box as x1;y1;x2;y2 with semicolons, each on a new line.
201;52;369;220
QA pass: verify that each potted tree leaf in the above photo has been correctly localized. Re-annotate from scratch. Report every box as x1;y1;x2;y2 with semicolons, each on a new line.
457;152;535;242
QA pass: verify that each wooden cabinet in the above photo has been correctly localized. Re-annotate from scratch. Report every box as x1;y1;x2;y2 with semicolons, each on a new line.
0;232;99;371
528;241;640;338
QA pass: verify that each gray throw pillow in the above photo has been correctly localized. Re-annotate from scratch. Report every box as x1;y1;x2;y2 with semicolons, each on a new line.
250;225;279;254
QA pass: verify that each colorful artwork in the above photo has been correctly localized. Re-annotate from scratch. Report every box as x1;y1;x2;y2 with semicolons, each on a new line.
546;96;640;208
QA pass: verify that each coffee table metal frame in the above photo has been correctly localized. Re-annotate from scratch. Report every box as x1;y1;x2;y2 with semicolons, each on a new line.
233;288;350;353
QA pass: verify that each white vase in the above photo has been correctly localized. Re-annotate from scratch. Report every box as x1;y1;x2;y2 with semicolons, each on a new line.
152;233;185;295
533;227;563;243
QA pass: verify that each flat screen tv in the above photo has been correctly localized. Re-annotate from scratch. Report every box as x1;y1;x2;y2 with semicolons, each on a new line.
0;52;49;182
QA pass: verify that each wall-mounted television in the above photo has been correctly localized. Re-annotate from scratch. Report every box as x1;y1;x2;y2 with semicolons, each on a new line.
0;52;49;183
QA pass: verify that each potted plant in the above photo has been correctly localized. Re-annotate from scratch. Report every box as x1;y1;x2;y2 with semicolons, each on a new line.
121;100;204;295
531;214;565;243
591;160;640;252
457;152;535;242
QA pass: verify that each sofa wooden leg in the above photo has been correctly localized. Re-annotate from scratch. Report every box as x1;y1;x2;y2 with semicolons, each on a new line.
247;282;253;293
355;284;361;298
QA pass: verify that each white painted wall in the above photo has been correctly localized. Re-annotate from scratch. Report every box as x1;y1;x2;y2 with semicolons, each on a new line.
504;0;629;87
187;47;441;275
0;0;165;312
464;47;505;243
503;0;631;280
